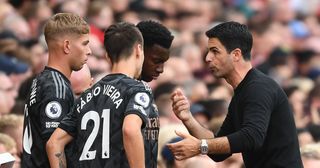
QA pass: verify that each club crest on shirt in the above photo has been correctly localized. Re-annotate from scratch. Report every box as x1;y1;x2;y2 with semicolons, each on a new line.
45;101;62;119
134;92;150;108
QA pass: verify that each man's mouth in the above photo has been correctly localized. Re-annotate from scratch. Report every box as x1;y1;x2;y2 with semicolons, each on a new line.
152;74;160;79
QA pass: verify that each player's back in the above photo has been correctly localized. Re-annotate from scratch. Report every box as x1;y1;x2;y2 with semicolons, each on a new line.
67;73;151;168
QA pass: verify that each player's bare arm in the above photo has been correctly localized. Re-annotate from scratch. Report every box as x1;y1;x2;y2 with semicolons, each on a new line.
171;88;214;138
123;114;145;168
47;128;73;168
54;152;66;168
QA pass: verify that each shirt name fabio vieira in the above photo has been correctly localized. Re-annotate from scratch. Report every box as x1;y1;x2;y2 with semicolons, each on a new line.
77;84;123;112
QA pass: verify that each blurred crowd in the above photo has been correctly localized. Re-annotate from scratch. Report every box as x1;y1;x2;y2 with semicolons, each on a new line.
1;0;320;167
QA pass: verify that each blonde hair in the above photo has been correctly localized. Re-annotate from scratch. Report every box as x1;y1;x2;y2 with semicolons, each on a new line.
0;133;16;151
0;114;23;132
44;13;89;43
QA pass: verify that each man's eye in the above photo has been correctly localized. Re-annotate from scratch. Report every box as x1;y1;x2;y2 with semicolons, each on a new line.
211;50;219;54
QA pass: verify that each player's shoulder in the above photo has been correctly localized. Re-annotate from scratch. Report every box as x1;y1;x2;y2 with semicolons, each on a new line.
99;73;153;96
126;79;152;95
36;67;71;99
100;73;143;89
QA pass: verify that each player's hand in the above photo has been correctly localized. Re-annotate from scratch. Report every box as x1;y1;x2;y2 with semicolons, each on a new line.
167;130;201;160
171;88;192;122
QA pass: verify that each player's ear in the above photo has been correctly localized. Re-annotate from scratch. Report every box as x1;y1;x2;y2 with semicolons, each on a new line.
135;43;144;59
232;48;241;62
63;40;71;54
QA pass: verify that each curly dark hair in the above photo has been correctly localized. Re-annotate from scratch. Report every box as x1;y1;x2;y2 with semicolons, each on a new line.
136;20;174;49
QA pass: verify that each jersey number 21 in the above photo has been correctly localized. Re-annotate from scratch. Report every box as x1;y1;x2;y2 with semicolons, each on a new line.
80;109;110;161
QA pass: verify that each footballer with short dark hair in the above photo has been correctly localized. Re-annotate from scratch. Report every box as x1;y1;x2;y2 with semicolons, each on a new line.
137;20;174;82
137;20;174;168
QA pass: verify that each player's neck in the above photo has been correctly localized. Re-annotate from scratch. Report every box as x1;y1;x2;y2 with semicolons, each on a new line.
47;55;72;79
111;60;138;79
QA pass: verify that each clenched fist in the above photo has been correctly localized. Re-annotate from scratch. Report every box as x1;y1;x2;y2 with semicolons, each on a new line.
171;88;192;122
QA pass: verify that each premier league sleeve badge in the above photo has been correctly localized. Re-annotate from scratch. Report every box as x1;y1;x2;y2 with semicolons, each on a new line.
134;92;150;108
45;101;62;119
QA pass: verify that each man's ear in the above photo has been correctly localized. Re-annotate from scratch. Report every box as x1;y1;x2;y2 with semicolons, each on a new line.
63;40;71;54
135;43;143;58
232;48;242;62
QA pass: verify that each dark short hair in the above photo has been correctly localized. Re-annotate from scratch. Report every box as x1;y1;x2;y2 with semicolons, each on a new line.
206;21;253;60
104;22;143;63
136;20;174;49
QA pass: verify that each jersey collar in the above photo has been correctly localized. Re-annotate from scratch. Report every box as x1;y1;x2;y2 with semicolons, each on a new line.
45;66;71;84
